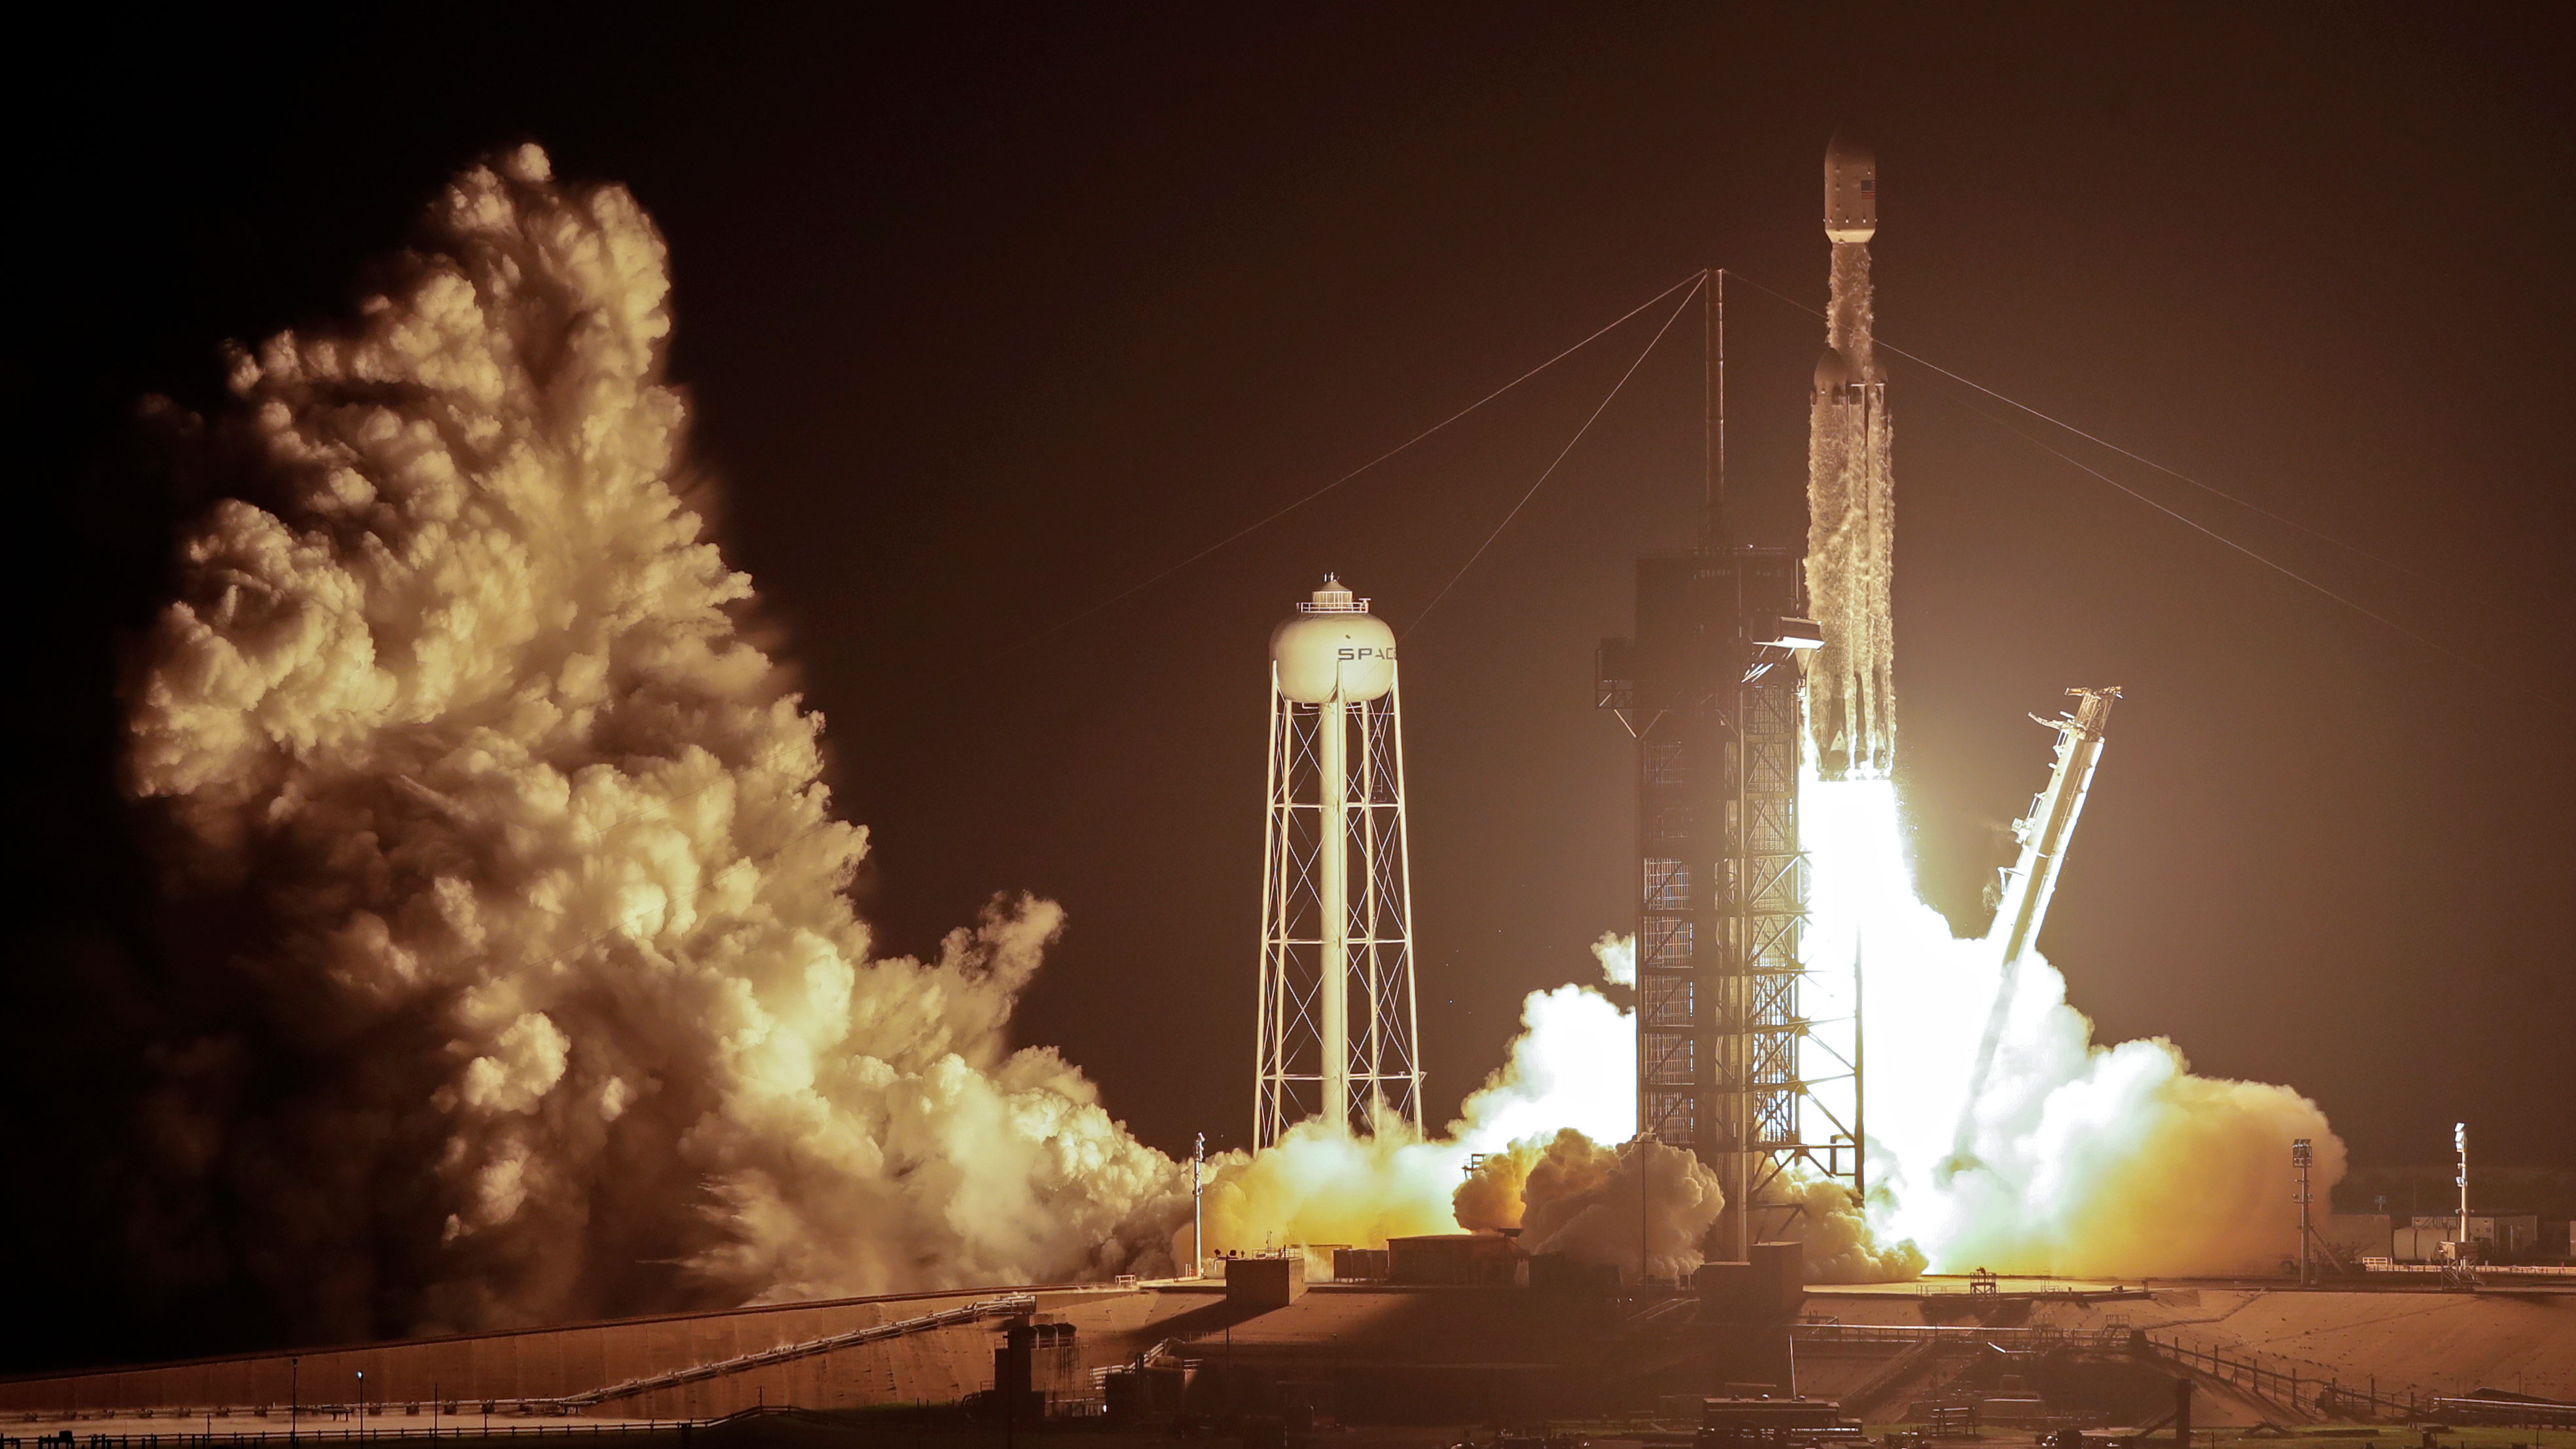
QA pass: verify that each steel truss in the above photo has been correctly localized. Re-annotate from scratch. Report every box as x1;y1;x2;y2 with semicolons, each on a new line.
1600;545;1864;1268
1255;669;1422;1147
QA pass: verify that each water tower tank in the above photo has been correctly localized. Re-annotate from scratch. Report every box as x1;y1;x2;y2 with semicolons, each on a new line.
1271;575;1396;704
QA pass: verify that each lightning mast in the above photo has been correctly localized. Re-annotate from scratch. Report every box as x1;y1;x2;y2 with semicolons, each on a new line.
1951;686;2122;1166
1255;576;1422;1146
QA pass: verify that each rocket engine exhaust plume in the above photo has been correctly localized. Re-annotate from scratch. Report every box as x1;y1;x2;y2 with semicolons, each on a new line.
122;146;1187;1338
1807;776;2346;1276
1790;135;2335;1276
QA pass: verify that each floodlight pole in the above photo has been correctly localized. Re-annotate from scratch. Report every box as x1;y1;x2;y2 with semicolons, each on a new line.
2455;1122;2469;1251
2292;1137;2314;1286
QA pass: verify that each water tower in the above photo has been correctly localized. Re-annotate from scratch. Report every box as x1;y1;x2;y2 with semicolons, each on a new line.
1255;575;1422;1145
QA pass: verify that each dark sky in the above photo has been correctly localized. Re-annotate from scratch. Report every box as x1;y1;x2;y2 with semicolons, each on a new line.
14;4;2574;1350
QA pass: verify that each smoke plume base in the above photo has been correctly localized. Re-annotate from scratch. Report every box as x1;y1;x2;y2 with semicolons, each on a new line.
124;145;1190;1339
1806;776;2344;1277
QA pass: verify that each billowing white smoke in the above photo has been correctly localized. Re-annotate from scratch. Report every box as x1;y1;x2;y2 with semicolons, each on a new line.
1452;931;1638;1153
1793;216;2321;1275
124;147;1188;1336
1193;932;1663;1272
1808;778;2344;1276
1458;1130;1725;1283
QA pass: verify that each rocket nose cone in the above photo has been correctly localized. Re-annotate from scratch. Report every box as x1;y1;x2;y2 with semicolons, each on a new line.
1825;130;1879;242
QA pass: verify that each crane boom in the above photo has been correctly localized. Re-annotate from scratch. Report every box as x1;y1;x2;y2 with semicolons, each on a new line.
1992;686;2121;975
1945;686;2122;1177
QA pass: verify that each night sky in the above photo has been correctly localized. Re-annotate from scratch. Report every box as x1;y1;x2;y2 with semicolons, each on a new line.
14;6;2573;1362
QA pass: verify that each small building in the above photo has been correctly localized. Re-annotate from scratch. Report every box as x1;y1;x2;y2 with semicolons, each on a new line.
1226;1253;1308;1308
1386;1232;1523;1285
1696;1241;1805;1323
1332;1247;1390;1281
1528;1252;1619;1294
2394;1213;2541;1261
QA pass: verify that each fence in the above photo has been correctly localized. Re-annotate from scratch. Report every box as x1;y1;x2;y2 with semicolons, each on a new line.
1790;1323;2132;1351
2357;1260;2576;1280
537;1294;1034;1410
2141;1332;2437;1422
5;1296;1041;1431
2426;1396;2576;1429
1;1417;719;1448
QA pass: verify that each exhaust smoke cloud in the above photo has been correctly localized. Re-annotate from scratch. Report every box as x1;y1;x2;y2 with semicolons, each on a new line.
1190;930;1684;1275
125;147;1188;1336
1807;778;2345;1276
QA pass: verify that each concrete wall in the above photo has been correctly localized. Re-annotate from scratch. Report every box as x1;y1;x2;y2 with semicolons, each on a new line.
0;1287;1152;1420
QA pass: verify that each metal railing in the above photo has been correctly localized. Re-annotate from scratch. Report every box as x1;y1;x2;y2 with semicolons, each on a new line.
541;1295;1036;1410
9;1295;1042;1430
2141;1331;2435;1422
2426;1395;2576;1429
1788;1323;2132;1350
2358;1259;2576;1279
4;1416;718;1448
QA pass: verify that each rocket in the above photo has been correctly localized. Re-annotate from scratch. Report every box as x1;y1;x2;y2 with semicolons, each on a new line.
1804;133;1897;780
1825;132;1877;243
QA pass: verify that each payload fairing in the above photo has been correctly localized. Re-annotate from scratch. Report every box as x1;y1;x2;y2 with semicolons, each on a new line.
1805;134;1897;780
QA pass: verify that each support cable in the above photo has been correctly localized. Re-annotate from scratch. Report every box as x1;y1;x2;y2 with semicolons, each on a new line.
938;272;1708;687
1721;270;2438;584
1405;272;1706;639
450;273;1718;990
1723;267;2551;702
1909;372;2532;693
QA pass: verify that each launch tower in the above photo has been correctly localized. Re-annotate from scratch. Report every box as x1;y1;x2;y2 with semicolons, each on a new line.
1598;282;1860;1265
1599;137;1889;1262
1598;539;1832;1262
1255;577;1423;1146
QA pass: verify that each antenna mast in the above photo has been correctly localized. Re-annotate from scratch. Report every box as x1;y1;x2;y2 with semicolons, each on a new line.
1705;269;1728;546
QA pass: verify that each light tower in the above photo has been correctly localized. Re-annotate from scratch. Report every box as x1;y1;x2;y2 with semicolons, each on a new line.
1256;575;1422;1146
1597;260;1848;1259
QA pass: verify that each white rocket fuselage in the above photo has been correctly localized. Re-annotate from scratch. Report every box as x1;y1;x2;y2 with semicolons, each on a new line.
1805;134;1897;780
